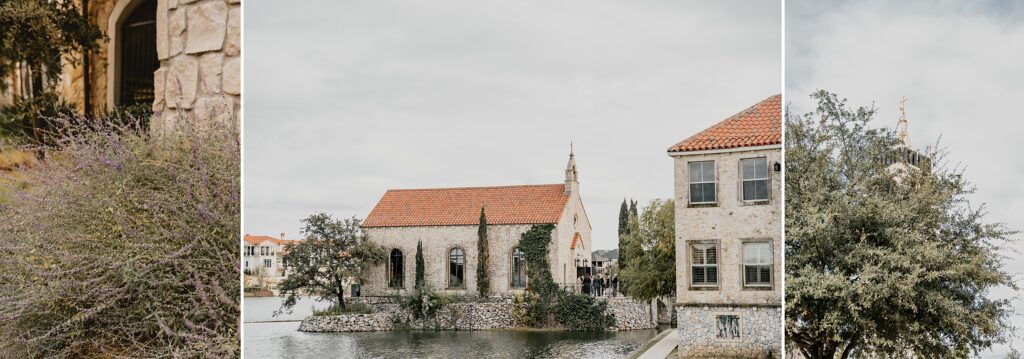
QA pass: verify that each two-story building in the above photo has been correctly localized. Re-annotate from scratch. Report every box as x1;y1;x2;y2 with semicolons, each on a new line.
243;234;299;288
668;94;782;357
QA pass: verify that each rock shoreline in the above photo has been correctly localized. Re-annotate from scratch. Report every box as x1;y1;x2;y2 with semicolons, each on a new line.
298;296;656;332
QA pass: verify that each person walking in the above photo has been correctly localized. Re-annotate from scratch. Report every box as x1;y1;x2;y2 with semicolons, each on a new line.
612;275;619;297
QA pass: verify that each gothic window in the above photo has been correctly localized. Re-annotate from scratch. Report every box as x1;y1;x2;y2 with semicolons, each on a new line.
691;243;718;287
448;248;465;289
119;0;158;106
743;242;772;288
741;157;770;202
389;249;404;288
688;161;717;204
510;247;527;288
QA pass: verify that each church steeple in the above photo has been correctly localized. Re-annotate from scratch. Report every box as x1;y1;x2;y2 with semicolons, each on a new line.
565;142;578;195
898;96;910;147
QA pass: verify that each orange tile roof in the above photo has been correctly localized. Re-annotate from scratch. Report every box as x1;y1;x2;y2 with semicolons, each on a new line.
668;94;781;153
244;234;300;246
363;184;570;228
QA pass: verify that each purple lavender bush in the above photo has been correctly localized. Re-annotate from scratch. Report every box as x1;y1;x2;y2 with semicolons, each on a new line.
0;115;240;357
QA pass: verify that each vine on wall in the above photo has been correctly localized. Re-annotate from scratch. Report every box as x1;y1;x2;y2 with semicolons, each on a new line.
517;224;615;331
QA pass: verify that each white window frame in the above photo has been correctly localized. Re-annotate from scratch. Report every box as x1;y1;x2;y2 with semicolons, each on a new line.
688;160;717;205
690;242;719;288
742;241;773;288
740;157;770;202
263;258;272;268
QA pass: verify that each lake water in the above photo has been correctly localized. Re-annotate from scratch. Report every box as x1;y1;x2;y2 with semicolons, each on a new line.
244;296;664;358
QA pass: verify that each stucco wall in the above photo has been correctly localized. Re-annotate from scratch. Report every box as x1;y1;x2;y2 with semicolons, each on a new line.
672;147;782;306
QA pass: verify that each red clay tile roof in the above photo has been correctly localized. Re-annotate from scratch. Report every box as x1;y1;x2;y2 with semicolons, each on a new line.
363;184;570;228
668;94;781;153
244;234;300;246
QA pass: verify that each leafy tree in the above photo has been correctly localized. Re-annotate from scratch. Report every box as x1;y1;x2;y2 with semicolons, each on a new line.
617;199;628;268
0;0;102;89
476;207;490;296
277;213;386;313
629;200;638;220
415;239;425;290
786;91;1016;358
621;199;675;301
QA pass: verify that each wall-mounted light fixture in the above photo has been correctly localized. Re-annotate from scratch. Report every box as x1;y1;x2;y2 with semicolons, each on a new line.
773;162;782;172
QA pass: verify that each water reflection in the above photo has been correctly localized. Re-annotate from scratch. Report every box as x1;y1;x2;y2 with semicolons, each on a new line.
244;297;660;359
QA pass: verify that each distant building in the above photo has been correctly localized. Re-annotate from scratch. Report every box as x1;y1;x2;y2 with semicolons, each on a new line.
243;233;300;287
360;150;593;296
667;95;782;357
591;252;611;276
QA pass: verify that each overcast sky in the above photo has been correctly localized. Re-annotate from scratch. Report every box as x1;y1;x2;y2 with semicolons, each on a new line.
787;0;1024;356
244;0;780;251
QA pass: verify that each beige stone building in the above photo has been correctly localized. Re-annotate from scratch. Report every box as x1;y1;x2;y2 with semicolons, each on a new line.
360;151;593;297
668;95;782;357
1;0;240;126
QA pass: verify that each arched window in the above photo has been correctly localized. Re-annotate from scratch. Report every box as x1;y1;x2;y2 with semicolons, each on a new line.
118;0;158;106
389;249;404;288
510;247;527;288
448;248;465;289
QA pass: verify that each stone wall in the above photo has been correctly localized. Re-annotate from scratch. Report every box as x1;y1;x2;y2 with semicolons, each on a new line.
154;0;241;127
671;147;783;305
675;305;782;358
301;296;656;332
601;297;656;330
360;224;554;297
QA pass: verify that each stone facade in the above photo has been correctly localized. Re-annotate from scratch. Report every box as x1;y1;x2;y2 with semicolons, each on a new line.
299;296;655;332
6;0;240;124
154;0;241;128
669;95;783;356
675;305;782;358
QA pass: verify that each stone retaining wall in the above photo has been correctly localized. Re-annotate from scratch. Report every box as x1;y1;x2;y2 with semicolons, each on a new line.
300;296;656;332
601;297;656;330
675;305;782;358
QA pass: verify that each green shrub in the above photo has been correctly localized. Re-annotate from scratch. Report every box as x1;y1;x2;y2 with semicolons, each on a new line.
554;294;615;330
313;302;374;316
0;114;239;357
400;287;451;320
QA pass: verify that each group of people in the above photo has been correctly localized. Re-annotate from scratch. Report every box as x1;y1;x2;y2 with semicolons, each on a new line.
580;274;618;297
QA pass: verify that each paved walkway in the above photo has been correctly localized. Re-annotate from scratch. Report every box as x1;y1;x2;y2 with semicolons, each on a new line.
633;329;678;359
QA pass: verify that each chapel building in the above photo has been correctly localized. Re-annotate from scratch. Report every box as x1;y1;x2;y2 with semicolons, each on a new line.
668;94;783;357
360;151;592;297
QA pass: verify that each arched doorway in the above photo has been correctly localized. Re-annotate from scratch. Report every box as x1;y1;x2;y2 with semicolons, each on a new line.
118;0;158;106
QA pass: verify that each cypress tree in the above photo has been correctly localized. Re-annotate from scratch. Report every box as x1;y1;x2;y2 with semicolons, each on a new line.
415;240;425;290
617;199;628;268
476;207;490;296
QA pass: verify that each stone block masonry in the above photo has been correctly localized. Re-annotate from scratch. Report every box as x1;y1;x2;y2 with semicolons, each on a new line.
154;0;241;128
675;304;782;358
299;296;656;332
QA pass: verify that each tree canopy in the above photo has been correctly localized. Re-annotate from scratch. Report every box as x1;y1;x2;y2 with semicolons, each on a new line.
0;0;102;89
276;213;386;314
785;91;1017;358
620;199;675;301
